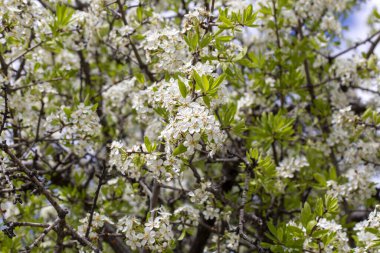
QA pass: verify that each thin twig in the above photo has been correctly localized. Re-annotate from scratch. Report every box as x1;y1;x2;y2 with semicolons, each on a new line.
0;142;68;218
9;221;49;228
366;33;380;58
149;179;161;214
238;167;250;250
85;164;107;238
23;218;60;252
65;224;100;252
7;42;43;66
330;30;380;60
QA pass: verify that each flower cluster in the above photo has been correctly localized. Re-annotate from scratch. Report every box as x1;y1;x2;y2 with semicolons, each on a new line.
143;28;191;73
148;78;190;112
103;78;136;109
294;0;348;21
331;106;358;126
45;103;101;140
354;207;380;252
173;205;200;230
78;212;113;241
286;218;350;253
276;155;309;179
109;141;143;179
2;0;380;252
161;102;226;157
117;209;175;252
182;7;211;32
109;140;182;181
327;165;376;206
188;182;213;204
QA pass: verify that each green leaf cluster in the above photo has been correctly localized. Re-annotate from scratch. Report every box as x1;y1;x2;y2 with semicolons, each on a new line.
250;112;295;149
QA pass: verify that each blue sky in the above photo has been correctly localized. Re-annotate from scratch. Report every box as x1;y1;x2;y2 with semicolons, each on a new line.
339;0;380;56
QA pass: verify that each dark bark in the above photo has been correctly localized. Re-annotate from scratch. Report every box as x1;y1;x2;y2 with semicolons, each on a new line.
103;223;131;253
189;161;239;253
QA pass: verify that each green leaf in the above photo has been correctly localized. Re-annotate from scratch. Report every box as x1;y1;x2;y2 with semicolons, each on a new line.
287;225;304;237
55;4;74;27
135;73;145;84
242;5;257;27
219;103;237;127
137;6;143;23
193;70;204;91
178;79;188;98
315;198;324;217
200;34;213;48
329;167;337;181
218;15;234;29
232;121;247;136
210;73;226;93
202;75;209;92
260;242;275;248
369;240;380;249
63;107;72;118
153;107;169;121
313;173;326;187
250;112;295;150
34;62;41;72
119;148;129;162
301;202;312;227
313;229;329;239
144;136;152;152
244;5;253;21
306;220;317;234
277;227;284;241
178;230;186;241
324;231;337;245
373;8;380;19
365;227;379;235
185;31;199;52
325;195;339;214
234;47;247;61
203;95;211;107
173;144;187;156
267;220;277;238
216;36;234;43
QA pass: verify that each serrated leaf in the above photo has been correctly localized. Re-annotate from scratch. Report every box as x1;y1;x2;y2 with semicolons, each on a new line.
325;195;339;214
267;221;277;238
315;198;324;217
277;227;284;241
313;173;326;187
301;202;312;227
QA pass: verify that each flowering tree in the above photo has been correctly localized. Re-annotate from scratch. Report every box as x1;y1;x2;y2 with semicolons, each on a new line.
1;0;380;252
